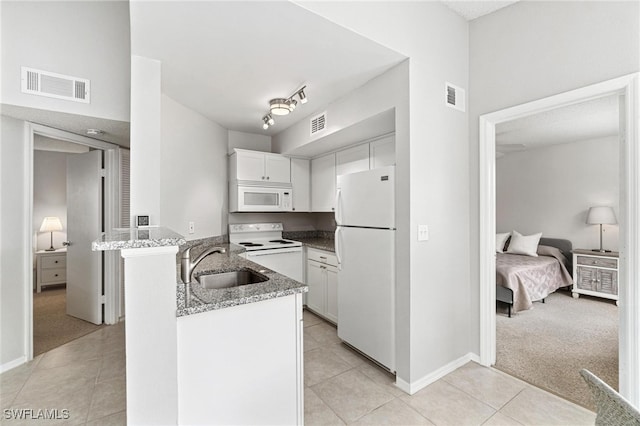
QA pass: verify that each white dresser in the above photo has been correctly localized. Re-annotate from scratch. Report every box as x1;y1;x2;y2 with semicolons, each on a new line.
572;249;618;305
36;248;67;292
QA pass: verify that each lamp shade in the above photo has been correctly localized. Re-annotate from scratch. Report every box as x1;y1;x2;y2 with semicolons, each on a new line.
586;206;617;225
40;217;63;232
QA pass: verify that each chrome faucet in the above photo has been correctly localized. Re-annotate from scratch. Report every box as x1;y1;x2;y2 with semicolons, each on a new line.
180;245;226;306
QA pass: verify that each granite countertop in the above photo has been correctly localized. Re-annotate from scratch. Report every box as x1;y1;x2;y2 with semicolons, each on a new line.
176;243;307;317
93;227;186;251
296;237;335;253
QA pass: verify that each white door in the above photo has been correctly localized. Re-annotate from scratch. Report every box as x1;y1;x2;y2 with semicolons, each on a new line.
66;150;103;325
236;150;266;181
265;154;291;183
335;166;395;228
325;266;338;323
311;153;336;212
306;260;325;314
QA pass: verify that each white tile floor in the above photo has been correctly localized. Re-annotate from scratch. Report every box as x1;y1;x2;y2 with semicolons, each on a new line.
0;311;596;425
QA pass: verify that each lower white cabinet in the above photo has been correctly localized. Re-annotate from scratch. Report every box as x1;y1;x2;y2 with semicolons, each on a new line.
306;248;338;324
177;294;304;425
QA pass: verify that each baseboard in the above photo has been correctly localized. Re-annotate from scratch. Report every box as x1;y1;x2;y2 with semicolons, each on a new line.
0;356;27;374
395;352;480;395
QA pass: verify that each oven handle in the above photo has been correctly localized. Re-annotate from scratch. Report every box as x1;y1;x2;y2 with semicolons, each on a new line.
245;248;303;256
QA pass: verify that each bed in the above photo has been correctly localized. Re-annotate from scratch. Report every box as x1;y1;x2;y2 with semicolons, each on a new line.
496;237;574;317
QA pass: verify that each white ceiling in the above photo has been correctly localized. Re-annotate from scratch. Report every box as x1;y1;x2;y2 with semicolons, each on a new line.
441;0;520;21
129;1;407;136
496;95;619;155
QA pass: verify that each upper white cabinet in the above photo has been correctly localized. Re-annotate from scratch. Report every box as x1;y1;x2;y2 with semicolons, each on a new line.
230;149;291;184
370;135;395;169
336;144;370;177
291;158;310;212
311;153;336;212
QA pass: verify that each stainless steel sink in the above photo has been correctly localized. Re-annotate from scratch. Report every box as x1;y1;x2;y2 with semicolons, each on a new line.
196;269;268;290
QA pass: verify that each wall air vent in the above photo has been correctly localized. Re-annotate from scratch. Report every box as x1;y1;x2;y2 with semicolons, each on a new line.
445;82;465;112
310;111;327;136
21;67;90;103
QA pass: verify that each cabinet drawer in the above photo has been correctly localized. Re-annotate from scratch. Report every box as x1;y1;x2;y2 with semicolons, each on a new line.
307;249;337;266
576;256;617;269
41;255;66;269
41;268;66;283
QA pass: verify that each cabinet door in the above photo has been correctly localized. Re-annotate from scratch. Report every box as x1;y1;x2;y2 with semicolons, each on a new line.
291;158;310;212
265;154;291;184
306;261;325;314
370;135;395;169
235;151;266;181
597;269;618;295
336;144;370;177
325;267;338;324
576;266;597;291
311;153;336;212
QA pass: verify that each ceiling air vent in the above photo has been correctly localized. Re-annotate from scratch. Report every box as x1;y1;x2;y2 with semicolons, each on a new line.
21;67;90;103
445;82;465;112
310;112;327;136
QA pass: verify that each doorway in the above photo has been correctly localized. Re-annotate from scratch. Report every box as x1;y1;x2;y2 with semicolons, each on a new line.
491;94;620;408
33;138;106;355
478;74;640;407
25;123;124;361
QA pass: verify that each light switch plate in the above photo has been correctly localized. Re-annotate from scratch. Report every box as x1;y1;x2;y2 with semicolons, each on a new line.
418;224;429;241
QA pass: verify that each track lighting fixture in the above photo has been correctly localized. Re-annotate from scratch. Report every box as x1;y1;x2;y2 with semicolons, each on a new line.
260;86;307;129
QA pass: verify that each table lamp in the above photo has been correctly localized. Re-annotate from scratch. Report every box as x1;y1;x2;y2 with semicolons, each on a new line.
40;217;63;251
586;206;617;253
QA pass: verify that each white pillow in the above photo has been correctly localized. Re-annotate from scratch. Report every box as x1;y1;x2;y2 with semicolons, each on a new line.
496;232;510;253
506;230;542;257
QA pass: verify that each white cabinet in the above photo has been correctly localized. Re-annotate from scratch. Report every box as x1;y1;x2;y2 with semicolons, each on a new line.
311;153;336;212
230;149;291;184
178;294;304;425
370;135;395;169
572;249;619;304
336;144;370;177
291;158;310;212
36;248;67;292
306;248;338;324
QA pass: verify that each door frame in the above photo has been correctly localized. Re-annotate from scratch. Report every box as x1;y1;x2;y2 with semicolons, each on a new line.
478;73;640;406
24;123;122;360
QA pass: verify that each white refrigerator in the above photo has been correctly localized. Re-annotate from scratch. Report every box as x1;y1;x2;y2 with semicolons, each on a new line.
335;165;395;372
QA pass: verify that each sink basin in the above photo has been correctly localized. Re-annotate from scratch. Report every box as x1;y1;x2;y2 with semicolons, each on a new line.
196;269;268;290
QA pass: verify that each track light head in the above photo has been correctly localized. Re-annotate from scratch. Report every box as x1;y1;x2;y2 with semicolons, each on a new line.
298;89;307;104
267;114;275;126
289;98;297;111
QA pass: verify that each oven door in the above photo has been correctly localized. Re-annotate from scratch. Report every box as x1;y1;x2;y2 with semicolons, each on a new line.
236;186;292;212
243;247;303;282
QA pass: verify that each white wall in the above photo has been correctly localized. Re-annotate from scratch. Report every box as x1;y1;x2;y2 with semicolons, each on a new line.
469;0;640;353
497;137;619;251
1;116;29;369
0;1;130;122
33;150;68;251
161;95;228;240
130;56;162;226
228;130;271;154
287;2;470;388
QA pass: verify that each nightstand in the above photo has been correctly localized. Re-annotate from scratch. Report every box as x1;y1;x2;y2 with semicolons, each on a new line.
36;248;67;292
572;249;619;304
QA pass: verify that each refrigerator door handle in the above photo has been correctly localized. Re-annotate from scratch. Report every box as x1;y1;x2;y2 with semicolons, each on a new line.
335;189;342;225
334;227;342;270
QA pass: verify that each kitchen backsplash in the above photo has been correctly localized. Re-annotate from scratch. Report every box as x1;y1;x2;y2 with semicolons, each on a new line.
283;230;334;240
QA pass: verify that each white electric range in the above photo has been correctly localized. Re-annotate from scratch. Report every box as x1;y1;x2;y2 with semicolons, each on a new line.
229;223;303;282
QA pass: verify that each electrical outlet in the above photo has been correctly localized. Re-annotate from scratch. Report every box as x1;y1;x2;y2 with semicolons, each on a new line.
188;221;195;234
418;224;429;241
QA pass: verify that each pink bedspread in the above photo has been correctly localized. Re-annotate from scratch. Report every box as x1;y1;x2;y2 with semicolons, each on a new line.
496;253;573;312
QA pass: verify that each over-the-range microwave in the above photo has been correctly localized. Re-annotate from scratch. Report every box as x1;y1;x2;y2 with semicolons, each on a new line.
230;184;293;212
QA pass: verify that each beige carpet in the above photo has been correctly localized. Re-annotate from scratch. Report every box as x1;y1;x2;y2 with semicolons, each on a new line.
496;290;618;411
33;287;104;356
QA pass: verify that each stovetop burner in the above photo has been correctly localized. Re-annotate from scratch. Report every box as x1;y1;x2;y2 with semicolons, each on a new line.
238;242;264;247
269;239;293;244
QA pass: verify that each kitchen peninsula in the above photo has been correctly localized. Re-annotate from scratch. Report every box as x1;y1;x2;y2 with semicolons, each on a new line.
93;227;307;425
